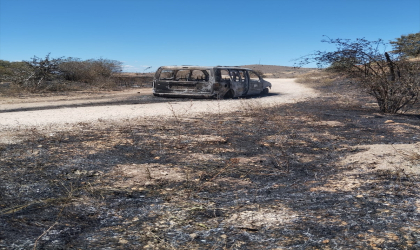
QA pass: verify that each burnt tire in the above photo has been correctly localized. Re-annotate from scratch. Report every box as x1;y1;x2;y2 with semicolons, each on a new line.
223;89;234;99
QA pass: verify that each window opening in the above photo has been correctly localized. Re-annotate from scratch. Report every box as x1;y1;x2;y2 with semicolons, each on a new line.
160;69;174;80
249;71;261;82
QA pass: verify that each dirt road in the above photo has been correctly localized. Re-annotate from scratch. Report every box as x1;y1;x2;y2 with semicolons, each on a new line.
0;79;317;130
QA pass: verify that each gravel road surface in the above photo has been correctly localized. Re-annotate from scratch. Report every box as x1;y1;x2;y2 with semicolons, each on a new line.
0;79;317;130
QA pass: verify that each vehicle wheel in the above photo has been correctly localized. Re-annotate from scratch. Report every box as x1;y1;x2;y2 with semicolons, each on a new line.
261;88;269;95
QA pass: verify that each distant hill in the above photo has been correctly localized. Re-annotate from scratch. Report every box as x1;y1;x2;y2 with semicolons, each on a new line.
241;64;318;78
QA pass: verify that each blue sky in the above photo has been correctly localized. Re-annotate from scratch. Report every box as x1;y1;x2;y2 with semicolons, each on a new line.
0;0;419;72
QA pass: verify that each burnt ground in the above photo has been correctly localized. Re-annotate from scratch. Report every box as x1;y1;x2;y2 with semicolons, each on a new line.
1;80;420;249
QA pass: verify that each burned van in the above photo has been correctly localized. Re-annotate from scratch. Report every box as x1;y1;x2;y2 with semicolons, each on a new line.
152;66;272;98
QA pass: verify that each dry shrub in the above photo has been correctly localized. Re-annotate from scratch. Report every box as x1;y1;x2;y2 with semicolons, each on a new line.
298;37;420;113
0;55;126;94
59;58;122;85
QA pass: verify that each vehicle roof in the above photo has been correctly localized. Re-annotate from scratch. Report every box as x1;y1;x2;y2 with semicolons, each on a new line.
158;65;253;70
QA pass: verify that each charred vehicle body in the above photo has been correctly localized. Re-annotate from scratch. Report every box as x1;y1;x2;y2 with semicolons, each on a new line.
152;66;272;98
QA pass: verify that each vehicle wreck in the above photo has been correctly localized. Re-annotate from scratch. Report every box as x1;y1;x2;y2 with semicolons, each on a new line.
152;66;272;98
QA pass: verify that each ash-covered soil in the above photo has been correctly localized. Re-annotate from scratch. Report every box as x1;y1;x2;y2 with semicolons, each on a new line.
1;80;420;249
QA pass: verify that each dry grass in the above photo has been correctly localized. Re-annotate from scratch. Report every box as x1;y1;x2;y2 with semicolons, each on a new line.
408;56;420;62
1;72;420;249
295;70;341;87
242;64;318;78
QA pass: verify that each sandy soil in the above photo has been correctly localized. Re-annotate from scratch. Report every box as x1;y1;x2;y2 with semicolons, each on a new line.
0;79;317;130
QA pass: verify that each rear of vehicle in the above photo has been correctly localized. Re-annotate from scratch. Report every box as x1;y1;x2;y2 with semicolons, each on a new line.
153;66;216;98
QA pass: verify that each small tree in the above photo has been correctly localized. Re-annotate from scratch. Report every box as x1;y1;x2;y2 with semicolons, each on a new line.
298;37;420;113
390;32;420;58
22;53;64;90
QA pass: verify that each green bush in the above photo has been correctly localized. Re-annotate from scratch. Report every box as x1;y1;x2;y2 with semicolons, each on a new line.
0;60;33;86
0;60;12;77
390;32;420;58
